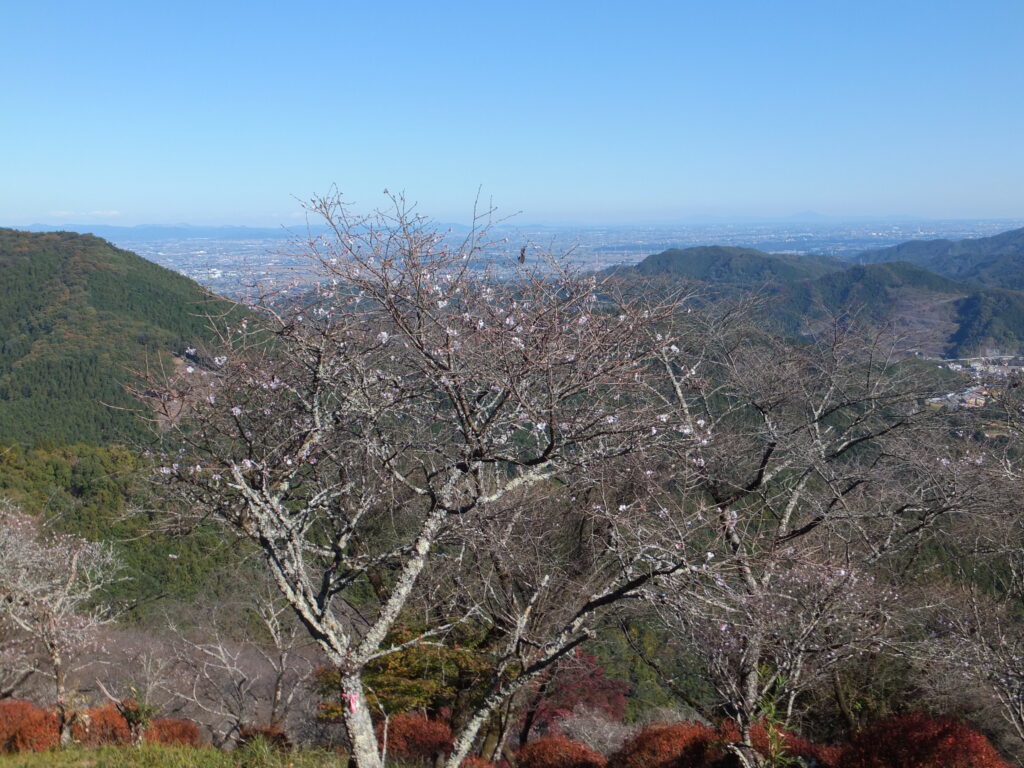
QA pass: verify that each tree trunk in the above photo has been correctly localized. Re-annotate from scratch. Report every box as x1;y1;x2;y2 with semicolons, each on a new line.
339;674;382;768
738;635;763;747
726;743;766;768
269;653;286;729
448;698;501;768
50;646;75;748
479;717;501;763
481;703;515;764
518;671;553;746
832;669;858;737
130;722;146;748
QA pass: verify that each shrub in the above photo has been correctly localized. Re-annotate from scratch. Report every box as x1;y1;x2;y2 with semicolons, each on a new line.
518;735;608;768
147;717;202;746
0;699;58;753
609;723;721;768
837;713;1011;768
559;706;638;756
73;703;130;746
461;757;496;768
377;712;453;762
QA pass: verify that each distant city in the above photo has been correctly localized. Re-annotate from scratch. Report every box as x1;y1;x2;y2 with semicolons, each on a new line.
22;218;1024;296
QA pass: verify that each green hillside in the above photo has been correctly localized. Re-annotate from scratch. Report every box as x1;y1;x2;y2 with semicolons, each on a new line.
626;244;1024;357
783;261;964;318
856;226;1024;289
949;290;1024;356
781;261;1024;356
0;228;236;445
632;245;844;284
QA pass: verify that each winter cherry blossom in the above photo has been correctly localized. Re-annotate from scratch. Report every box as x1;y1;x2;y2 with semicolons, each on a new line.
144;193;694;768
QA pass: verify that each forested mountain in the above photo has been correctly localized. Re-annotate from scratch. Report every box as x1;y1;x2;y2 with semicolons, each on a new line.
629;242;1024;357
855;225;1024;289
632;245;844;284
0;228;236;445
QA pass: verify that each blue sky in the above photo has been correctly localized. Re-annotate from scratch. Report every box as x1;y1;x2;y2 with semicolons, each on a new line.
2;1;1022;226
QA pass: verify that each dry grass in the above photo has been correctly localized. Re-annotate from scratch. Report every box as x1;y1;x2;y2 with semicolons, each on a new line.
0;743;344;768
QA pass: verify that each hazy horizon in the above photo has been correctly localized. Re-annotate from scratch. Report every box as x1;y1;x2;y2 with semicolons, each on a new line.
8;214;1024;235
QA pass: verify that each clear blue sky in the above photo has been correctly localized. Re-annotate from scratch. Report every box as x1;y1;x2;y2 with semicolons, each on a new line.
2;0;1022;226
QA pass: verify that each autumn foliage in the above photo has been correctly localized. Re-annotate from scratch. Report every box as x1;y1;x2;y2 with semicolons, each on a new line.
606;720;842;768
377;712;453;762
146;718;202;746
0;699;58;753
517;736;608;768
837;713;1011;768
608;723;722;768
73;703;131;746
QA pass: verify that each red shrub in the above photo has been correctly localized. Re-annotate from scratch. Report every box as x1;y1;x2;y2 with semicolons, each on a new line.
0;699;59;753
147;718;202;746
238;724;292;750
837;713;1010;768
609;723;721;768
461;757;496;768
518;736;607;768
73;703;130;746
378;712;453;762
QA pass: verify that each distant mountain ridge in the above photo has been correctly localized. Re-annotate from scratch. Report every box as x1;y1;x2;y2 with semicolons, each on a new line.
625;233;1024;358
0;228;237;444
856;226;1024;289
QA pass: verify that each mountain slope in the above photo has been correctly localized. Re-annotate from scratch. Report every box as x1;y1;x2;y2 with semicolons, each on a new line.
856;226;1024;289
623;242;1024;357
632;246;844;284
780;261;1024;356
784;261;964;317
0;228;237;444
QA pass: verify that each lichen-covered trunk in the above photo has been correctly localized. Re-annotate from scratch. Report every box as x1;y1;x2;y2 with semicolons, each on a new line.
447;695;502;768
51;647;73;748
446;682;526;768
340;674;381;768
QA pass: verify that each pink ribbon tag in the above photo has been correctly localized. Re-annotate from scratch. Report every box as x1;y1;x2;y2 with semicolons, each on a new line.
341;692;359;713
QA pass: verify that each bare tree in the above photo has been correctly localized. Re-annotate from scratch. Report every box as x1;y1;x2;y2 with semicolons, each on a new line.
0;498;122;746
922;458;1024;760
645;313;982;746
930;586;1024;756
166;577;315;746
144;194;691;768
